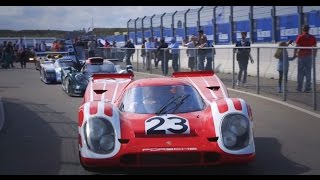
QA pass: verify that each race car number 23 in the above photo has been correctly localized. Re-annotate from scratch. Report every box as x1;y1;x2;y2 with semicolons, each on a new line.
145;115;190;135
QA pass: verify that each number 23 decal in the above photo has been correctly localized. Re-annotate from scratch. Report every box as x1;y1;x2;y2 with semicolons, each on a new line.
145;115;190;135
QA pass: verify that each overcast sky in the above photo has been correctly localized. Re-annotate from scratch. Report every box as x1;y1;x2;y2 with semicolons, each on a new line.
0;6;200;31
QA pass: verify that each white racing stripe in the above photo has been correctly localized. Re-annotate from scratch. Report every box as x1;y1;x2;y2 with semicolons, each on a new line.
0;97;5;132
201;76;218;99
112;81;119;103
187;77;210;104
101;81;107;101
89;81;93;101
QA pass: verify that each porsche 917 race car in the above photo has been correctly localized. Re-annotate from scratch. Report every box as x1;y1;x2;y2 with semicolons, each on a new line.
78;71;255;170
61;57;128;97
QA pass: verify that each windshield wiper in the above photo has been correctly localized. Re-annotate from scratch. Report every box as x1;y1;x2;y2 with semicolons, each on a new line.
155;94;190;115
171;94;190;114
155;95;177;115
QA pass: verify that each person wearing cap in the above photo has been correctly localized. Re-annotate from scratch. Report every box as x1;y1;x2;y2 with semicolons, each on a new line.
197;29;208;70
169;37;180;72
235;31;252;87
294;24;317;92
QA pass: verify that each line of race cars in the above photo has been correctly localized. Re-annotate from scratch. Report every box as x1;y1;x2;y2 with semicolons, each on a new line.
35;49;130;97
34;49;256;171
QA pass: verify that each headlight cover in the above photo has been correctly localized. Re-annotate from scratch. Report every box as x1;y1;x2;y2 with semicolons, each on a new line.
221;114;250;150
84;117;115;154
75;74;88;84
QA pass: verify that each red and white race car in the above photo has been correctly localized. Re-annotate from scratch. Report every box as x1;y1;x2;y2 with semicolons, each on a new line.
78;71;255;170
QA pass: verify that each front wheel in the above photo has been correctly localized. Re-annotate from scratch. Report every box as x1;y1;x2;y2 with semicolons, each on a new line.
79;152;97;172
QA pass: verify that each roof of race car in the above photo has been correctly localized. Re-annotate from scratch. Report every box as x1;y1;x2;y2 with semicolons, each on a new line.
127;78;191;88
85;57;115;65
56;56;76;61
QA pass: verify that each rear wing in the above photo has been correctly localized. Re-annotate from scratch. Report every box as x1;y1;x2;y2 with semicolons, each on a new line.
91;73;134;80
172;70;214;77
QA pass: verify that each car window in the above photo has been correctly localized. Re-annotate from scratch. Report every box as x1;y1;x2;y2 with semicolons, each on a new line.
120;85;205;114
59;60;74;67
86;64;116;74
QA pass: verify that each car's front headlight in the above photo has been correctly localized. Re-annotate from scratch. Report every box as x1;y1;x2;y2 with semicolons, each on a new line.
75;74;86;83
84;117;115;154
221;114;250;150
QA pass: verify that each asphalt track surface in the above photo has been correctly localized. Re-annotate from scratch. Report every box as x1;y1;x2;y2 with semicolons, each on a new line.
0;63;320;175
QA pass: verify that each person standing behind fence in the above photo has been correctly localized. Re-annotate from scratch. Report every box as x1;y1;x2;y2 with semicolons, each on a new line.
235;31;253;87
185;35;197;72
111;41;117;59
20;48;28;69
141;39;147;69
157;38;169;76
88;40;96;58
197;30;208;71
274;40;296;93
154;38;160;68
122;40;135;66
294;24;317;93
205;41;215;71
169;37;180;72
40;41;46;52
145;37;155;71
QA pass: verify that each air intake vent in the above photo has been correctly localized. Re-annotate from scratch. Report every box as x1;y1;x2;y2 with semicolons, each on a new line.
207;86;220;91
93;90;107;94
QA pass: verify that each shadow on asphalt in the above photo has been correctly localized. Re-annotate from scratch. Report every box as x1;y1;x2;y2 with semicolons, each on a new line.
91;137;310;175
0;98;83;175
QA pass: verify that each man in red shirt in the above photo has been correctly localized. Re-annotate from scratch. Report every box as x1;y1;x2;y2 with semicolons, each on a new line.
294;24;317;92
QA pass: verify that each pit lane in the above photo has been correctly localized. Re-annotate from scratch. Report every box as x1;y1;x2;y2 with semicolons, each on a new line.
0;63;319;174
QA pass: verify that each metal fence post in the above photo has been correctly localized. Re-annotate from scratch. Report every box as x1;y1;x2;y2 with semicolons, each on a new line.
134;18;139;45
212;48;215;71
160;13;166;39
142;16;146;44
232;47;235;89
282;47;287;101
257;47;260;94
184;9;190;40
136;48;139;72
312;48;317;110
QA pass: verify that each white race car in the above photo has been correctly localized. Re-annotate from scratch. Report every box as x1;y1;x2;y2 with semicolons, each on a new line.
39;55;77;84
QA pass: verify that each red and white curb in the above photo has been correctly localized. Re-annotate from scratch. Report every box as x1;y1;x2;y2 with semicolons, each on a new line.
0;96;5;132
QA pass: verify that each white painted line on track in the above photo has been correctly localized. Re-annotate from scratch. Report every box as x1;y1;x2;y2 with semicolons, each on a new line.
0;96;5;132
134;71;320;119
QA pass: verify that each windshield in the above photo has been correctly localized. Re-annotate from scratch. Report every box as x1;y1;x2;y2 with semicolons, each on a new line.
120;85;205;114
85;64;116;74
58;61;74;67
